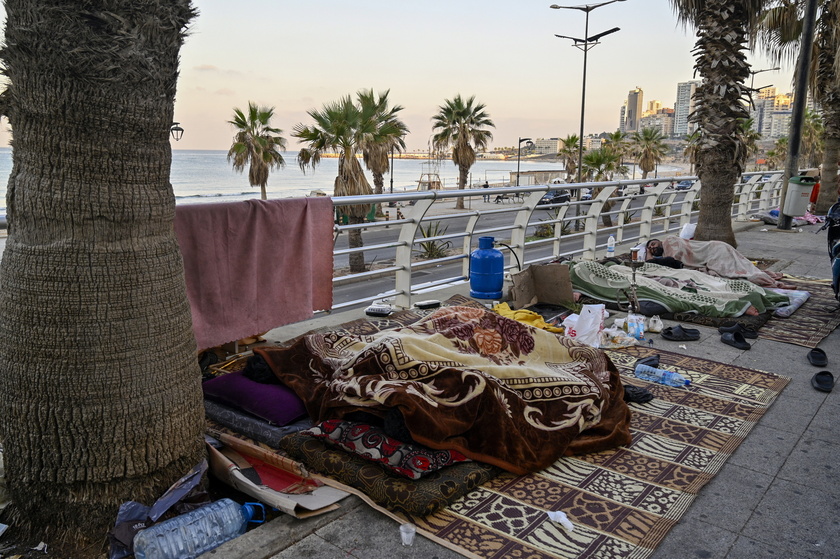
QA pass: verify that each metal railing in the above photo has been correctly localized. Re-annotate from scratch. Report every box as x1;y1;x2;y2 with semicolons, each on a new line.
329;171;785;311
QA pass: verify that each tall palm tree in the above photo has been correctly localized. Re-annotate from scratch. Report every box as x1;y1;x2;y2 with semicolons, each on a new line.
356;89;409;214
0;0;203;550
431;95;495;210
558;134;580;181
631;127;667;179
757;0;838;211
603;130;629;165
582;147;622;227
670;0;767;246
294;95;374;273
227;102;287;200
801;108;825;168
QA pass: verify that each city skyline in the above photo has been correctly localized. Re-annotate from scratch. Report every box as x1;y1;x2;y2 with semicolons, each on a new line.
0;1;794;150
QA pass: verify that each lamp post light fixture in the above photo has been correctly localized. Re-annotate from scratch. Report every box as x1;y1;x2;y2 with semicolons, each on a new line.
170;122;184;141
551;0;624;186
517;137;533;186
749;66;781;91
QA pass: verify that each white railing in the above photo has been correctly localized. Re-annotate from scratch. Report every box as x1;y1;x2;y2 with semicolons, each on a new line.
330;171;785;311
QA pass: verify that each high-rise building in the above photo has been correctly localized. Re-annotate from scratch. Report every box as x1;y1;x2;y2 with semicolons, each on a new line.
618;102;627;133
624;88;644;132
674;80;700;137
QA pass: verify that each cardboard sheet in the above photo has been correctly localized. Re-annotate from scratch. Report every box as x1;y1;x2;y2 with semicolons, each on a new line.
509;263;576;309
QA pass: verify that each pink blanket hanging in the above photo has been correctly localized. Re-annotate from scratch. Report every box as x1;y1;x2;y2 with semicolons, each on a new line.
174;198;334;350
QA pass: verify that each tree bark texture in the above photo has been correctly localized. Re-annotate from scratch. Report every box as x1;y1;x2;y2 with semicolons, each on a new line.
0;0;204;547
695;148;739;246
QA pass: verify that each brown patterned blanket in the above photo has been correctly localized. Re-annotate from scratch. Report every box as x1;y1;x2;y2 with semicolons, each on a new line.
256;305;632;474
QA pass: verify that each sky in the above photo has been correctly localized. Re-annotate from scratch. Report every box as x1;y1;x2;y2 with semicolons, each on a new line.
0;0;795;151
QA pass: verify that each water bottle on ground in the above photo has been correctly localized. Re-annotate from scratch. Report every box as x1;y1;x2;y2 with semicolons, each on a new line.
133;498;261;559
634;364;691;387
607;235;616;257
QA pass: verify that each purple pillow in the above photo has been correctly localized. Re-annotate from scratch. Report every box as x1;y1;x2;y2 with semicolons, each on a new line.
202;371;307;426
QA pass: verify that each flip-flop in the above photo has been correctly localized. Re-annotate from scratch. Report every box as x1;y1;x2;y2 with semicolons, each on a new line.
811;371;835;393
807;348;828;367
661;325;701;341
624;384;654;403
635;355;661;369
718;322;759;340
721;331;751;350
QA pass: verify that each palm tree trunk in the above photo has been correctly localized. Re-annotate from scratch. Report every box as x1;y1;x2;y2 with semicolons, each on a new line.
0;0;204;547
695;148;737;246
348;217;366;273
455;166;468;210
815;104;840;213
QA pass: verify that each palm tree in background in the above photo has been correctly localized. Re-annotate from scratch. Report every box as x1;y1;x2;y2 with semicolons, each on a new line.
294;95;374;273
765;136;789;169
683;130;701;174
582;147;622;227
739;118;763;166
631;127;667;179
357;89;409;214
802;108;825;169
0;0;203;550
558;134;580;181
603;130;629;168
227;102;287;200
756;0;839;212
669;0;766;246
431;95;495;210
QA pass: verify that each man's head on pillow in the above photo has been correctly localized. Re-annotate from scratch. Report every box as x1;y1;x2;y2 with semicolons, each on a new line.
646;239;665;259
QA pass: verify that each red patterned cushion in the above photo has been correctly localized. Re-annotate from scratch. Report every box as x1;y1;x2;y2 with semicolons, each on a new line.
303;419;470;480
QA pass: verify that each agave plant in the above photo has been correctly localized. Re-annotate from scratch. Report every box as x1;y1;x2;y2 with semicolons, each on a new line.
414;221;452;259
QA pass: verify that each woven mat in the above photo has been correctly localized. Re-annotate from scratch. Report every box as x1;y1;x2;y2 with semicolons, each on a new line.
758;277;840;348
402;345;789;559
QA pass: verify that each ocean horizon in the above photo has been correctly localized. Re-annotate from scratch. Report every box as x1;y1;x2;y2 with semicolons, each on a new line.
0;147;681;215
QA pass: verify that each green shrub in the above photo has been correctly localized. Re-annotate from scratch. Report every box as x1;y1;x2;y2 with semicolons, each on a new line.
415;221;452;259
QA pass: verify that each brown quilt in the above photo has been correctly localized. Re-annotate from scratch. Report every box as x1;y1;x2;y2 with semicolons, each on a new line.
256;305;632;474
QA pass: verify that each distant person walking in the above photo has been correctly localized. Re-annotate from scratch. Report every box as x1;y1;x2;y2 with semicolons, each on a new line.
482;181;490;202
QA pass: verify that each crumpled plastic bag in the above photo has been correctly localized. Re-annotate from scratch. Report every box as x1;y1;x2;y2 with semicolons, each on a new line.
599;327;639;348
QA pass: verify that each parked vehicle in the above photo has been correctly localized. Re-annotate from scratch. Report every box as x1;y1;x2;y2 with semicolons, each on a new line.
817;198;840;305
580;188;593;201
675;180;694;190
537;190;571;206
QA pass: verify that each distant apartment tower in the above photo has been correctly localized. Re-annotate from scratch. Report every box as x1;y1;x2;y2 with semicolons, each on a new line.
674;80;700;137
618;102;627;133
532;138;562;155
624;88;644;132
639;108;675;137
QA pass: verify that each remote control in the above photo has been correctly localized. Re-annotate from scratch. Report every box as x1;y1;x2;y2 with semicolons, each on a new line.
414;300;441;309
365;304;393;317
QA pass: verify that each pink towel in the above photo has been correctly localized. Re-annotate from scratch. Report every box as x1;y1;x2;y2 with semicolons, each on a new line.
175;198;334;350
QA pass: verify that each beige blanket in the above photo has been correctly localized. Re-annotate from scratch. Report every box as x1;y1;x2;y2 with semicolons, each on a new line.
662;235;793;288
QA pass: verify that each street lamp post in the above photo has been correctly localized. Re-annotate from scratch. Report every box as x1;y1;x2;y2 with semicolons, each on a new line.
517;137;533;186
551;0;624;186
552;1;623;231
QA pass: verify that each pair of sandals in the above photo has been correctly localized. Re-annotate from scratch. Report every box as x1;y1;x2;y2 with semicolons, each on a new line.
718;323;756;350
807;348;834;393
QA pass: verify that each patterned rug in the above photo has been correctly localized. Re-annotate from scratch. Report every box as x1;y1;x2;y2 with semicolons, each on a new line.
401;345;790;559
758;277;840;348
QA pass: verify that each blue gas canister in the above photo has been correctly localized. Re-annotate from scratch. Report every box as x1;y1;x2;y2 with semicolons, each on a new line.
469;236;504;299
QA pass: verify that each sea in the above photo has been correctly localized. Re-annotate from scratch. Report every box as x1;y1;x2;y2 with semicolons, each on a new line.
0;147;571;216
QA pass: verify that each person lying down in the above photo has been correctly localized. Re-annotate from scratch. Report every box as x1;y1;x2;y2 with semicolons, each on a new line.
643;236;794;289
568;259;790;317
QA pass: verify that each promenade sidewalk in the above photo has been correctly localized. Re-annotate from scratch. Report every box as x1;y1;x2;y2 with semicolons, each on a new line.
209;220;840;559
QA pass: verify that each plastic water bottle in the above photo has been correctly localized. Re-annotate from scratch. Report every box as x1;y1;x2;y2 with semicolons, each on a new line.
634;364;691;387
607;235;616;257
133;498;259;559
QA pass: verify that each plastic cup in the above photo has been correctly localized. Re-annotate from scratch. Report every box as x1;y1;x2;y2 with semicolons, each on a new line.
400;523;416;546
